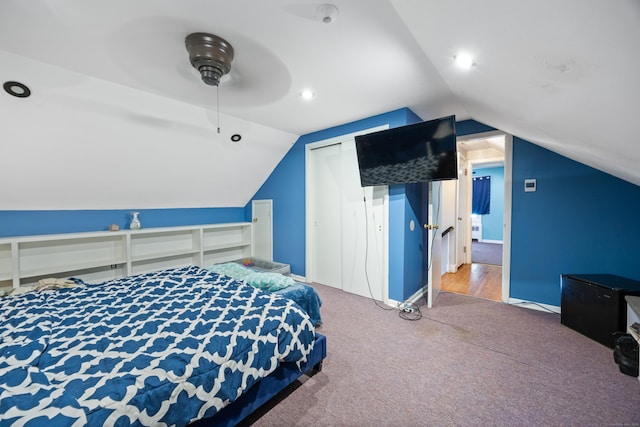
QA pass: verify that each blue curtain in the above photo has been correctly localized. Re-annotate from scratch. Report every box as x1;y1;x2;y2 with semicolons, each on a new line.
472;176;491;215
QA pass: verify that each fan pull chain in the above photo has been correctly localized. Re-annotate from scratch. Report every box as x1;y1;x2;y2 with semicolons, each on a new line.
217;85;221;134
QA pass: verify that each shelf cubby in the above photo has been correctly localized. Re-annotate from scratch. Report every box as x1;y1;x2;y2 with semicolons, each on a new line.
18;234;126;279
130;229;200;262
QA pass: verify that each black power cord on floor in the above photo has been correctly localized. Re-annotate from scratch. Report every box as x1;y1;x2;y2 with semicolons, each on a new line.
398;301;423;321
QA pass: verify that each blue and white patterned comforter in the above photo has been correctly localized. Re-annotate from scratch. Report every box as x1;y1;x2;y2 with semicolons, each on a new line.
0;266;315;426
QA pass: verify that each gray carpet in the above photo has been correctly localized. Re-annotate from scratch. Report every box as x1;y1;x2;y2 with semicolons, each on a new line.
472;241;503;265
241;284;640;426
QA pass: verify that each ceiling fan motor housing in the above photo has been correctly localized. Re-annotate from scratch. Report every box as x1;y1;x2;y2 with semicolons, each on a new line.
185;32;234;86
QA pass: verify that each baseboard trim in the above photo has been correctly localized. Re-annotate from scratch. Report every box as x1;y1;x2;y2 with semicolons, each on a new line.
383;298;401;308
478;239;503;244
508;297;560;314
385;286;428;308
405;284;428;305
290;274;307;283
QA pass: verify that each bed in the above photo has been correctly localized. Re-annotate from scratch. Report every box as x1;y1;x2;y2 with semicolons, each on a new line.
207;261;323;326
0;266;325;426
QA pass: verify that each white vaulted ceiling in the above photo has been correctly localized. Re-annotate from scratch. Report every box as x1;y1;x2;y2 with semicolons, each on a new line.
0;0;638;209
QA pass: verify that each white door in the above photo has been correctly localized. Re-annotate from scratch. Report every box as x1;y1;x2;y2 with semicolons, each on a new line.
427;181;442;308
252;200;272;260
310;143;342;288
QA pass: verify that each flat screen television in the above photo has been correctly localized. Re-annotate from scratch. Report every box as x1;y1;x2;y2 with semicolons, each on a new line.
354;115;457;187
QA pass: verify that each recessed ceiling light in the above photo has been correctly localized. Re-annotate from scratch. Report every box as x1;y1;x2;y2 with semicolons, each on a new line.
300;89;315;100
3;81;31;98
454;52;474;70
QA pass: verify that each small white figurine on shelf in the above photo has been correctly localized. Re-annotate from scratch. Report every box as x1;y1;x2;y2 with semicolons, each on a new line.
130;211;142;230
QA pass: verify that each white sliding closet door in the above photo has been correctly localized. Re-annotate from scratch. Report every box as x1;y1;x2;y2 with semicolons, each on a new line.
310;143;342;289
307;136;387;301
340;141;386;300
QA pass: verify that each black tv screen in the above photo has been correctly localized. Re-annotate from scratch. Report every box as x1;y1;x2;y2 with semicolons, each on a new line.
354;115;457;187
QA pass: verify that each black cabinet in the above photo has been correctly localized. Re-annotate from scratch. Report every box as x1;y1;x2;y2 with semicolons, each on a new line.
561;274;640;348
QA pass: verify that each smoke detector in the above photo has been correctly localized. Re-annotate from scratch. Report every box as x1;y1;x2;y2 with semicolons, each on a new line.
317;4;339;24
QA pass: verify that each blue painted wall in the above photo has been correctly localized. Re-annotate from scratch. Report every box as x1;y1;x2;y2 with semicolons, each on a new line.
456;120;496;136
510;138;640;305
387;183;426;300
0;208;245;238
248;107;425;300
388;186;408;300
472;165;504;241
403;182;427;298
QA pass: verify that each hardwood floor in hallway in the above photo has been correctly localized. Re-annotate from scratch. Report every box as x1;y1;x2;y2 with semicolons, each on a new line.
441;263;502;302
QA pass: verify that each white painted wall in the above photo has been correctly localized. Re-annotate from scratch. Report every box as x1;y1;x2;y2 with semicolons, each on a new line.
0;51;297;209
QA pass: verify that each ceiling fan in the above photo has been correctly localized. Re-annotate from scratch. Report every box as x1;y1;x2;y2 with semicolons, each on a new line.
185;32;234;87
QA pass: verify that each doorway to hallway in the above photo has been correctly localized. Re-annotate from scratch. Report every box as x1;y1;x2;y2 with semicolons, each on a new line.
440;131;511;302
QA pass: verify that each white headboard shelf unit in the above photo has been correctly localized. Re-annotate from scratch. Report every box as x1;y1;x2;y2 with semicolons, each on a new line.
0;222;253;292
